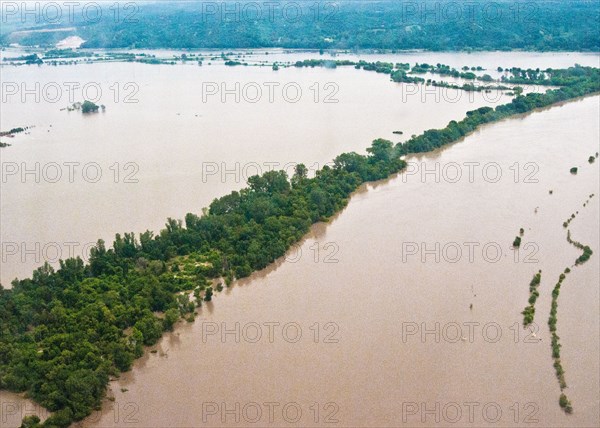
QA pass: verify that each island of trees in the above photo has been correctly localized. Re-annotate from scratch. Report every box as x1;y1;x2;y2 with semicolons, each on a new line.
0;127;29;148
81;101;100;114
522;270;541;326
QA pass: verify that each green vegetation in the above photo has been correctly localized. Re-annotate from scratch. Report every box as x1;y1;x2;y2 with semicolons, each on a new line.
410;63;494;82
522;270;541;326
577;246;593;265
358;61;394;74
548;270;568;397
570;167;578;174
3;1;598;51
559;393;573;414
21;416;41;427
81;101;100;114
0;127;27;137
3;54;44;64
390;70;426;84
203;287;213;302
589;156;596;164
0;49;185;67
0;139;405;427
549;193;596;414
398;66;600;154
44;49;91;59
513;236;522;247
429;81;511;93
501;66;600;86
0;126;28;148
567;231;594;265
294;59;352;68
563;213;576;228
1;64;599;427
564;193;595;265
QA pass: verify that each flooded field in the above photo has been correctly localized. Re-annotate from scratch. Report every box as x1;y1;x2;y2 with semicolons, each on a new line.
0;52;598;427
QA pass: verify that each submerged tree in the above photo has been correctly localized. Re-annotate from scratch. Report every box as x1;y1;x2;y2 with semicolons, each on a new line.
81;100;100;113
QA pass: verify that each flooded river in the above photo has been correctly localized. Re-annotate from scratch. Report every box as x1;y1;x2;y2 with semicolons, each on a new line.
0;52;598;427
72;95;600;428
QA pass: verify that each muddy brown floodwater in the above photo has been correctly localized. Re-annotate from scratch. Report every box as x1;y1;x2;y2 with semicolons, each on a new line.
76;96;599;428
0;52;598;427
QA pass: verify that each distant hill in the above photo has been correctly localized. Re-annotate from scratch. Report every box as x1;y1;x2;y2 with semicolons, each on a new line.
1;0;599;51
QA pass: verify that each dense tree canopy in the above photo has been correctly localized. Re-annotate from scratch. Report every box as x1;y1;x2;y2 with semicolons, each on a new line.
1;1;599;51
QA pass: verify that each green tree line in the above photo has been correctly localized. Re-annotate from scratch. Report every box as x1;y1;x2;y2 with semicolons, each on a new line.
2;1;599;51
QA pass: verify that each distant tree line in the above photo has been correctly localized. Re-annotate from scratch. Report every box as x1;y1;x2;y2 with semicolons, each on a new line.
2;1;598;51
